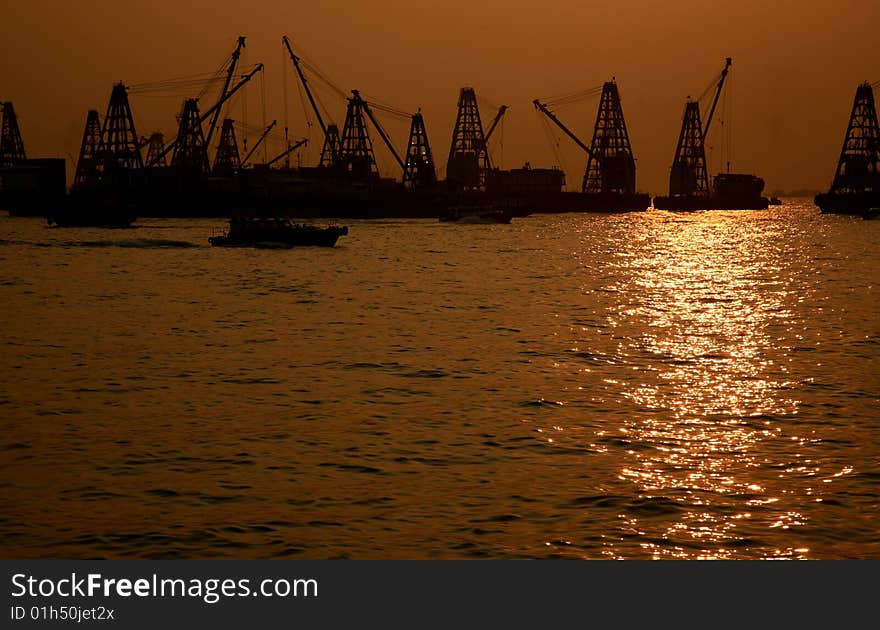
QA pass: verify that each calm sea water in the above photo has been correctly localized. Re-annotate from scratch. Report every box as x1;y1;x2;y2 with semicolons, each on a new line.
0;201;877;559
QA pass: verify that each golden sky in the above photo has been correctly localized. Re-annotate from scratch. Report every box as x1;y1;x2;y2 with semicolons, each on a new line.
2;1;878;193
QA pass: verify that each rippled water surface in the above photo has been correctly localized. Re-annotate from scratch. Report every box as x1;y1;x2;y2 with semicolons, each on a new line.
1;201;877;559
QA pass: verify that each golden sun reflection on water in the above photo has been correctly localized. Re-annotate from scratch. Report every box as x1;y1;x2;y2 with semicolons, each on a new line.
607;213;810;559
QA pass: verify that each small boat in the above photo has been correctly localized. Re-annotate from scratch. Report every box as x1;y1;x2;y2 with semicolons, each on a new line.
208;216;348;248
862;208;880;220
439;203;513;224
768;196;782;206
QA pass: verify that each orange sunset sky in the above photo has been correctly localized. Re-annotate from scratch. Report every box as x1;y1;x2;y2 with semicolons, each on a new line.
2;1;878;193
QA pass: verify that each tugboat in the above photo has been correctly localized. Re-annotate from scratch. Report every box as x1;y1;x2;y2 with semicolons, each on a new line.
208;216;348;248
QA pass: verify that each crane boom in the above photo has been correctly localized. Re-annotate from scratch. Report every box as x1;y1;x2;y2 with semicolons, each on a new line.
148;64;264;167
241;120;277;166
266;138;308;167
283;37;328;136
484;105;508;143
702;57;732;140
205;36;246;149
283;35;339;166
533;99;595;159
361;96;405;171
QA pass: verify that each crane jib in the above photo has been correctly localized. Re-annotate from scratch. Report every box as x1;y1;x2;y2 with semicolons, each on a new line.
702;57;732;141
282;35;336;163
205;36;246;149
532;99;598;161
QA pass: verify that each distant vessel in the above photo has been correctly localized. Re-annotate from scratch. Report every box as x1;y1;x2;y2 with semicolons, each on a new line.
814;82;880;216
439;203;513;224
208;216;348;248
653;58;770;211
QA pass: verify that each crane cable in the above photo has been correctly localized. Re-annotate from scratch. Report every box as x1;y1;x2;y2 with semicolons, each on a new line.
197;49;230;102
128;73;226;96
282;41;290;166
361;95;411;119
538;110;567;176
285;39;315;165
493;115;505;169
538;84;604;110
477;92;502;114
241;80;248;156
696;66;725;107
292;43;348;125
701;64;734;172
260;69;268;163
722;68;734;172
296;51;348;101
207;72;254;155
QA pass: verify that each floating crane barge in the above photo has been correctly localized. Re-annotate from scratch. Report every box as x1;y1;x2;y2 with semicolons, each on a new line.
530;81;650;212
814;82;880;216
653;58;769;211
9;40;846;222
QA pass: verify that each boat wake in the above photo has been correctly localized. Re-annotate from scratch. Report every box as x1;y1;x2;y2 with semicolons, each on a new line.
71;239;201;249
0;238;198;249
